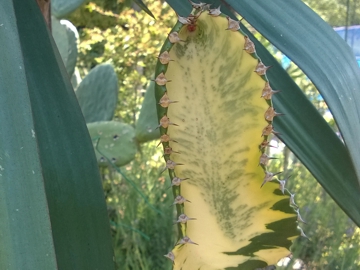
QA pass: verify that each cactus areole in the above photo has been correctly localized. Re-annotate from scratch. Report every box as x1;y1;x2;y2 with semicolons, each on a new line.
155;5;303;270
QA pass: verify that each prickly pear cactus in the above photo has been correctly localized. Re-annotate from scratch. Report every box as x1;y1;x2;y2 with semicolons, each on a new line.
155;5;304;270
52;0;86;18
87;121;137;167
135;80;161;143
76;64;118;123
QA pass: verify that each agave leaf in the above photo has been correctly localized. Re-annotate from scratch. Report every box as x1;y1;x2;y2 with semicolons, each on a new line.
133;0;155;18
156;12;298;269
0;0;114;268
166;0;360;226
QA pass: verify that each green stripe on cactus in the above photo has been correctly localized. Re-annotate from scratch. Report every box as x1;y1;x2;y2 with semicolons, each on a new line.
88;121;137;167
76;63;118;123
135;80;161;143
0;0;115;269
51;16;79;77
52;0;86;18
156;10;298;269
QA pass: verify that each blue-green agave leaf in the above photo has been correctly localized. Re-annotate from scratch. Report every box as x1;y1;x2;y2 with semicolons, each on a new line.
0;0;115;268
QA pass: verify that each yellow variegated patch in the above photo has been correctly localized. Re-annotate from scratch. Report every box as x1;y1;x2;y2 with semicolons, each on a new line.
155;8;299;270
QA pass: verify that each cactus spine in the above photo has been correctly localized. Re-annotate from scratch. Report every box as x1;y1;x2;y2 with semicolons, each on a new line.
155;5;304;270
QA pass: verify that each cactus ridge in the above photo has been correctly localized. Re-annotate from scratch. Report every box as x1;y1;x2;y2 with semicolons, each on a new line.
155;5;304;270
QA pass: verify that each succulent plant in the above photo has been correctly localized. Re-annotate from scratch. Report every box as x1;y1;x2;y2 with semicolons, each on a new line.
75;64;118;123
51;16;79;77
87;121;137;167
135;79;161;143
0;0;115;268
155;6;301;269
164;1;360;236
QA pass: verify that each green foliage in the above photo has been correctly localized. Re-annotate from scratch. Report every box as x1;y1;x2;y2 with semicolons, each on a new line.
104;144;174;269
88;121;137;167
51;16;79;77
70;1;176;123
52;0;86;18
135;80;160;143
304;0;360;26
68;2;177;268
66;0;135;29
76;63;118;123
0;0;114;268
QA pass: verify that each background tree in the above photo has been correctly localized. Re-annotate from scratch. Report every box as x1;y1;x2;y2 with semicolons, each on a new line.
304;0;360;26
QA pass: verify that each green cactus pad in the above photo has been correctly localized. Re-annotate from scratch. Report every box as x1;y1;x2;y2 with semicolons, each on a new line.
52;0;86;18
51;16;78;77
87;121;137;167
75;64;118;123
135;80;161;143
156;8;299;269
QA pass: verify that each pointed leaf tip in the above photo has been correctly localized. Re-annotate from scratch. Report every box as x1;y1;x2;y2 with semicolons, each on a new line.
133;0;155;19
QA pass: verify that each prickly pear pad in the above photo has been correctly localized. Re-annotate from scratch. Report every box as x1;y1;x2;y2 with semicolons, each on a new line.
156;8;299;270
88;121;137;167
